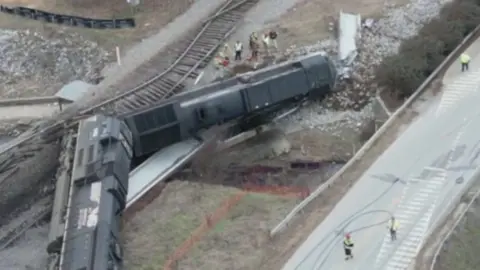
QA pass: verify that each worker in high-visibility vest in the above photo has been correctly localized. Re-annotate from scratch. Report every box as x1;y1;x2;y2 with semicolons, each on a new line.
343;233;354;260
387;216;400;241
234;41;243;61
460;53;471;72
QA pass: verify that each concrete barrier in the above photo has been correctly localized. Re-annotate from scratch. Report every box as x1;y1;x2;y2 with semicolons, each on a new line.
429;173;480;270
270;24;480;237
0;96;72;107
0;96;72;111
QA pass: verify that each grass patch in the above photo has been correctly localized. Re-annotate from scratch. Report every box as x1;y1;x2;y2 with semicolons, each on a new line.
177;192;298;270
122;182;239;270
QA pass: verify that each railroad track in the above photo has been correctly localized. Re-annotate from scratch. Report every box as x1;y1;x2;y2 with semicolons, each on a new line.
0;196;52;250
0;0;260;253
0;0;259;169
0;132;73;252
0;98;70;121
80;0;259;116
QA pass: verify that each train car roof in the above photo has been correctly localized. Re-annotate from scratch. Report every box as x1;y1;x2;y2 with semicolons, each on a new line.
121;52;330;118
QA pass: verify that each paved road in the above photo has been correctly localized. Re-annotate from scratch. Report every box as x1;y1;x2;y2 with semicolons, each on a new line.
282;41;480;270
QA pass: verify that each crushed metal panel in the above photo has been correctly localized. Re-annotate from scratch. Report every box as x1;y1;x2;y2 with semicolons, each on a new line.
126;139;203;208
338;11;362;63
55;80;93;102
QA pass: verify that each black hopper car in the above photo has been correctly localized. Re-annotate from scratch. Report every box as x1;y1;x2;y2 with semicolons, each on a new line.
57;115;133;270
123;52;337;158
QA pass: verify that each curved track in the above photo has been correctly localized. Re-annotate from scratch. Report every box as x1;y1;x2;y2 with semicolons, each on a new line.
80;0;258;116
0;0;258;167
0;196;52;250
0;0;259;252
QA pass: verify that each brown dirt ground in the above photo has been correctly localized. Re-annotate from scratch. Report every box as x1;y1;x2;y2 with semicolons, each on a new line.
218;127;362;166
0;0;194;50
176;192;297;270
263;0;409;48
121;125;363;269
122;181;299;270
122;181;239;270
120;125;378;270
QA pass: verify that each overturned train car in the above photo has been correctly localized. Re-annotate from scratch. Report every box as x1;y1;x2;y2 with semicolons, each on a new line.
52;115;133;270
123;52;337;157
47;52;336;270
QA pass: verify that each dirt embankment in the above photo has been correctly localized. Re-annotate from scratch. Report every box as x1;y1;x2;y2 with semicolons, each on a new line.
122;125;371;270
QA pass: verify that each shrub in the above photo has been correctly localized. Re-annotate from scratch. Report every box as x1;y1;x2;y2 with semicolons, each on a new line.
419;18;465;55
375;0;480;99
375;53;428;99
440;0;480;35
399;35;445;75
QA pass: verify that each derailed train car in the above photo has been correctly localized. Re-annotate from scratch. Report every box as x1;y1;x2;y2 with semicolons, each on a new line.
56;115;133;270
123;52;337;157
47;52;336;269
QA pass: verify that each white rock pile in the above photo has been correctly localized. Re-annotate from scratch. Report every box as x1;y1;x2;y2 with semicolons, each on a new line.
0;29;111;98
277;0;453;134
277;102;376;135
362;0;452;64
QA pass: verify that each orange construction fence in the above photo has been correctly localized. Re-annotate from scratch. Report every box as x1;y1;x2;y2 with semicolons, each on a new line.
163;192;247;270
162;184;308;269
241;182;310;199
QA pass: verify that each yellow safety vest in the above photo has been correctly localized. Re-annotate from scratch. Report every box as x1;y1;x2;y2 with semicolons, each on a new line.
388;220;399;231
460;54;470;64
344;239;354;249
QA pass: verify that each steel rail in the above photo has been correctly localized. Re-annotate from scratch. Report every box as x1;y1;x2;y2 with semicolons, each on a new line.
0;0;258;175
152;26;238;106
0;199;52;250
79;0;255;116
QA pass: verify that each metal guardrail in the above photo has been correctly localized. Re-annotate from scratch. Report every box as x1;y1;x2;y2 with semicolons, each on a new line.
0;96;73;112
270;24;480;237
0;96;72;106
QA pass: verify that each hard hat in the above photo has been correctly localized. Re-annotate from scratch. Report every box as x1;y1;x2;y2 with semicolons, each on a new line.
345;233;351;238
